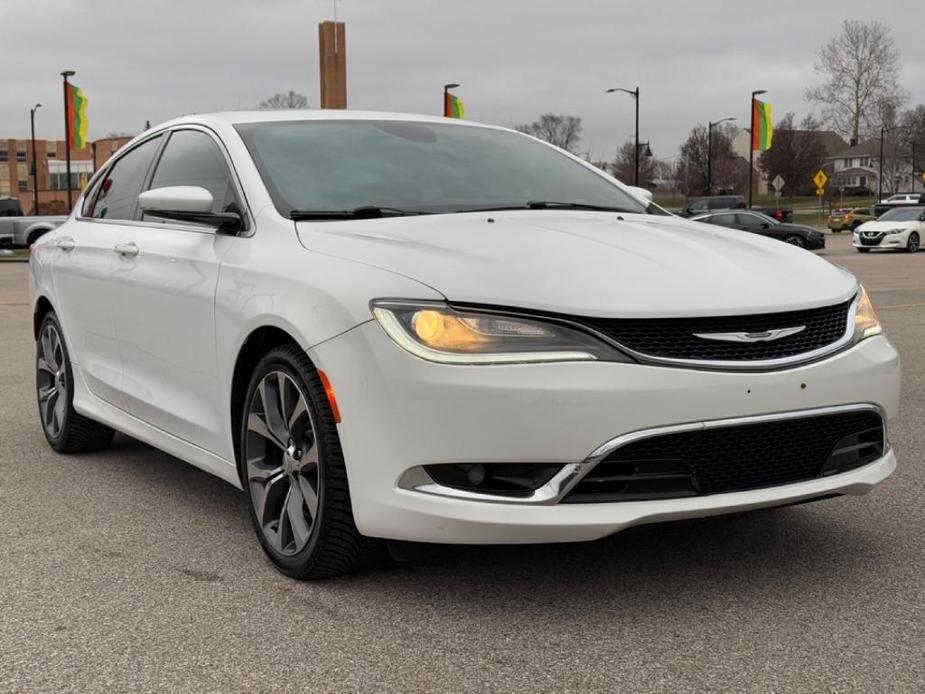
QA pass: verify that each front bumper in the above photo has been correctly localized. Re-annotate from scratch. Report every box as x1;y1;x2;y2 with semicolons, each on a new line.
310;323;901;544
854;231;908;249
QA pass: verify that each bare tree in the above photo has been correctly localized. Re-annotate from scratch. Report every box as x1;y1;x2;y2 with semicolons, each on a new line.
258;90;310;110
900;105;925;186
805;20;907;145
676;123;740;195
611;141;657;187
514;114;583;153
759;113;829;195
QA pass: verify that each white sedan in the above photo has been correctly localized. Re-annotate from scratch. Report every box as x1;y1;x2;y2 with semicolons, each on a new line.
30;111;900;578
854;206;923;253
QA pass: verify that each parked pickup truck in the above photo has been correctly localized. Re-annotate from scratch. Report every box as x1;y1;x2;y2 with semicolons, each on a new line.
676;195;793;222
874;193;925;219
0;197;66;248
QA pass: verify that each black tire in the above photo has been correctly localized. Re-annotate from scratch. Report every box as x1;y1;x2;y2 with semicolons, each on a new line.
783;235;806;248
906;232;920;253
857;247;871;253
36;312;115;453
240;344;386;579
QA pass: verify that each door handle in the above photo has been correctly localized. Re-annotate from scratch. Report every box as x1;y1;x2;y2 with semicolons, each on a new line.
55;236;75;252
113;241;139;258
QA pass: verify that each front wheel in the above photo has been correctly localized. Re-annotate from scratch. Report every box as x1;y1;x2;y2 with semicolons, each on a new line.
240;344;385;579
36;312;114;453
783;235;806;248
906;232;920;253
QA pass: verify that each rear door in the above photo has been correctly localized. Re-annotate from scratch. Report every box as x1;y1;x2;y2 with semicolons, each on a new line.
51;134;163;408
110;127;245;454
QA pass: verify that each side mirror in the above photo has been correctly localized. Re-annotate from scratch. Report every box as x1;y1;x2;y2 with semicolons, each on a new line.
919;213;925;222
138;186;242;233
625;185;653;203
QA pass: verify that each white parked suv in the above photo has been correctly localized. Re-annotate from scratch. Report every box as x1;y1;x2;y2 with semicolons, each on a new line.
29;111;901;578
854;206;923;253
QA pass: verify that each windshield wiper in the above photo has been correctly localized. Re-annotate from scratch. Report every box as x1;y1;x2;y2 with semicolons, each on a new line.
459;201;637;214
289;206;431;220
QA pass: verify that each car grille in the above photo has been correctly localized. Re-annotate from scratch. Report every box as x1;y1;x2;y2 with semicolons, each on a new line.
573;300;852;362
860;232;884;246
562;410;884;503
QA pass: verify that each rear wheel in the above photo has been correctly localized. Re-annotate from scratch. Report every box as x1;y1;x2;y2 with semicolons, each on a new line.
240;344;385;579
783;235;805;248
36;312;114;453
906;232;920;253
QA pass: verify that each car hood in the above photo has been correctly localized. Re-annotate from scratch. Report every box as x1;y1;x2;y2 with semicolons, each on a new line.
296;211;857;318
857;220;919;232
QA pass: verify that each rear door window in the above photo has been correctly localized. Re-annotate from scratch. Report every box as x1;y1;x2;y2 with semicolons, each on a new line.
89;136;163;220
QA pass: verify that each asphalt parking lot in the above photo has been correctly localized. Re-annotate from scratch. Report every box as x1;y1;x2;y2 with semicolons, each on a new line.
1;234;923;693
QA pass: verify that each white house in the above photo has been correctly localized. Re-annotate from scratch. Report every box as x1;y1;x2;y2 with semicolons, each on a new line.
829;139;923;195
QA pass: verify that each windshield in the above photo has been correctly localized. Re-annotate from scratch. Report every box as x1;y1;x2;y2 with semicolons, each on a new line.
879;206;924;222
235;120;653;218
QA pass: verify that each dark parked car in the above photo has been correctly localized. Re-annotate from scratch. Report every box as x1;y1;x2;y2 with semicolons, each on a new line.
691;210;825;250
677;195;792;222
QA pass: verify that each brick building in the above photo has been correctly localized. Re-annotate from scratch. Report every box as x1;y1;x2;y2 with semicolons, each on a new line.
0;135;134;214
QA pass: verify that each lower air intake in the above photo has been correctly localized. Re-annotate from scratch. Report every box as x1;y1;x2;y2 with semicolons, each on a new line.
563;410;884;503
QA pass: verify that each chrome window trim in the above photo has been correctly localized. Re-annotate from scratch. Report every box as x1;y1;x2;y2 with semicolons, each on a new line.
400;402;888;505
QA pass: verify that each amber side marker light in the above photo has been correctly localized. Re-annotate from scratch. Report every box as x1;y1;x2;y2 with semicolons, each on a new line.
318;369;342;423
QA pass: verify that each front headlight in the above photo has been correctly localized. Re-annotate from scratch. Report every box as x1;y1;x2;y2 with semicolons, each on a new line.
372;301;629;364
886;227;907;235
854;286;882;341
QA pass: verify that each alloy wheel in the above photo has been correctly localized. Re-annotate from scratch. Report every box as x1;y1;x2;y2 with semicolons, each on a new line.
36;322;67;439
909;233;920;253
244;371;320;556
784;235;805;248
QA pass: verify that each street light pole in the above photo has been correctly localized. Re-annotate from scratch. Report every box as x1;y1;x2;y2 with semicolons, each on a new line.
30;103;41;215
707;117;735;195
61;70;76;211
443;83;459;117
747;89;766;208
606;86;640;186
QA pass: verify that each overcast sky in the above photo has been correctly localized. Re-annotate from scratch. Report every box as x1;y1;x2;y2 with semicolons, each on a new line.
4;0;924;161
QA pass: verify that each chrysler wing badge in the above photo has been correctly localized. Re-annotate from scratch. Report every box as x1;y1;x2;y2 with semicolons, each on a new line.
694;326;806;343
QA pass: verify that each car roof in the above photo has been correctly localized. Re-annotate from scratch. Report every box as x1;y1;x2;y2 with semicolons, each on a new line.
152;110;497;130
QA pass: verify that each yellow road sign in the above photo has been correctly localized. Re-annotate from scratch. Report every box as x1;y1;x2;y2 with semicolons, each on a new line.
813;169;828;189
816;188;825;196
